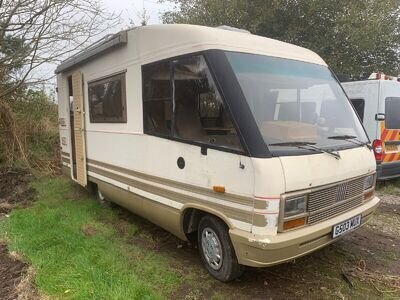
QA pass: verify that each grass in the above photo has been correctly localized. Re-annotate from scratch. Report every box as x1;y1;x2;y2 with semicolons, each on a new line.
376;178;400;196
1;175;399;299
0;177;182;299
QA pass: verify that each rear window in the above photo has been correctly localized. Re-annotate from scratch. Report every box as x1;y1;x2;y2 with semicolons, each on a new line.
385;97;400;129
350;99;365;122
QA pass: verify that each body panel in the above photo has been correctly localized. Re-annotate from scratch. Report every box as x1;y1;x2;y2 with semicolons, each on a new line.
279;147;375;192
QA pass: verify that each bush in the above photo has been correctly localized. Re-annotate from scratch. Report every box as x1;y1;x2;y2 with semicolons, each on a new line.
0;89;60;175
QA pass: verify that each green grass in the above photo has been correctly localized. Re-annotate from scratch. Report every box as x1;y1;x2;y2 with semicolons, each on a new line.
376;178;400;196
0;178;182;299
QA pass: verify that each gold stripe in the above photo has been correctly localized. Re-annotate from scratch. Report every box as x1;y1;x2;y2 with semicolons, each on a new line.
88;165;259;225
254;200;269;210
62;157;70;164
87;159;255;207
61;151;70;157
253;214;268;227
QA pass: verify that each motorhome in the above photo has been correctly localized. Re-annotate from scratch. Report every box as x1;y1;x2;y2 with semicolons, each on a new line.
56;24;380;282
342;73;400;180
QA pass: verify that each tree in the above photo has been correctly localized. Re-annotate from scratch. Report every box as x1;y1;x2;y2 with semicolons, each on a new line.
0;0;120;168
0;0;120;99
161;0;400;78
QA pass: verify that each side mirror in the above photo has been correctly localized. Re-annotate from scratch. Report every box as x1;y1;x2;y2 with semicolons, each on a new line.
375;113;385;121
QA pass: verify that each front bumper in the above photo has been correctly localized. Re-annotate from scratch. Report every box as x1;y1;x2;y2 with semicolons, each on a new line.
230;196;380;267
377;161;400;180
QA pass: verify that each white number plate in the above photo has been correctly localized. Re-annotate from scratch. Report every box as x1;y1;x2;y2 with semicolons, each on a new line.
332;215;361;238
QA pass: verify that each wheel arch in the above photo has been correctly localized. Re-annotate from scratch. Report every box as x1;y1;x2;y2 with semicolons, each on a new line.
180;203;234;241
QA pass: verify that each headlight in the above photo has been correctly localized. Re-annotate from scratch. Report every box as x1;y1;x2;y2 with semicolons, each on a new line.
284;195;307;217
364;175;374;190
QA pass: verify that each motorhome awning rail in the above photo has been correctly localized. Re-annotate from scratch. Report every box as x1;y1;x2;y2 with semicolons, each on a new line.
55;30;129;74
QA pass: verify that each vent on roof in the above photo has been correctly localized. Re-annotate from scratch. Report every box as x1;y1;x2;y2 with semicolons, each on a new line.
217;25;251;34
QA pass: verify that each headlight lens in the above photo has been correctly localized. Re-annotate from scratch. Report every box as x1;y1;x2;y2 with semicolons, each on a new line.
284;195;307;217
364;175;374;190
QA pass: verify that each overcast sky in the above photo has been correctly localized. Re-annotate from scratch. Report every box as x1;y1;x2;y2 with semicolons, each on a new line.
42;0;174;94
104;0;174;28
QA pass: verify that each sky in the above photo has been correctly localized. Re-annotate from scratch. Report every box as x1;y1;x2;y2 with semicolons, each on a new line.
103;0;174;28
42;0;174;97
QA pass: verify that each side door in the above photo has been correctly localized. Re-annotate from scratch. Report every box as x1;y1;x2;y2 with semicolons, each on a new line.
72;71;87;186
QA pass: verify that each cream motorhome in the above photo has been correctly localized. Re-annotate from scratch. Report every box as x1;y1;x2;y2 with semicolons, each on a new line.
56;25;380;282
342;73;400;180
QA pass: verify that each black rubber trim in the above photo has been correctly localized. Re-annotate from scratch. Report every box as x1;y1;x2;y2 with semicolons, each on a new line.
205;50;271;158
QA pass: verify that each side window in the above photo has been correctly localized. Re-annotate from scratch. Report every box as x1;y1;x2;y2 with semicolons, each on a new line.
142;55;243;152
173;55;243;151
385;97;400;129
142;61;172;136
350;99;365;122
88;73;127;123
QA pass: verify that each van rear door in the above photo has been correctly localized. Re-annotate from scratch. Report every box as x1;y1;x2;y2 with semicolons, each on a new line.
379;82;400;164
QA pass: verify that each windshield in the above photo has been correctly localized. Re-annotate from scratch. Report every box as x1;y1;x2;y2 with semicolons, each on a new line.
225;52;369;155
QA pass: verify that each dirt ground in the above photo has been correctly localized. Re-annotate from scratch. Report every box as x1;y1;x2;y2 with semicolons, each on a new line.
116;192;400;300
1;168;399;299
0;168;37;300
0;167;36;215
0;242;38;300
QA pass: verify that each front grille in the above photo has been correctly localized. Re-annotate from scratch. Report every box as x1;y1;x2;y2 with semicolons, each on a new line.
307;176;365;225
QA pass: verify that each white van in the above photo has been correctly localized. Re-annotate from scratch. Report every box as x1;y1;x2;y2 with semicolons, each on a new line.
56;25;380;282
342;73;400;180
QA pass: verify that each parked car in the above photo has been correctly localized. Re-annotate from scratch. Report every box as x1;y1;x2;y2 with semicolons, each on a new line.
56;24;380;281
343;73;400;180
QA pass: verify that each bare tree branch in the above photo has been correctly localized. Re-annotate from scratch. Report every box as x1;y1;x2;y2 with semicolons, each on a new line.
0;0;121;100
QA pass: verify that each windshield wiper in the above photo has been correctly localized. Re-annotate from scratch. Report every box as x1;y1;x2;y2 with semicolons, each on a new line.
269;141;317;147
328;135;372;150
270;141;341;160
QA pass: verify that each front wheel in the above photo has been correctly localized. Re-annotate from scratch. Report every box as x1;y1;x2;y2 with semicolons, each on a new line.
198;215;244;282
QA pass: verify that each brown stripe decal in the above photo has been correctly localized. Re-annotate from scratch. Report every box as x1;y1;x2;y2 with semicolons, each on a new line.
253;214;267;227
62;157;70;164
61;151;70;157
88;165;260;225
87;159;255;207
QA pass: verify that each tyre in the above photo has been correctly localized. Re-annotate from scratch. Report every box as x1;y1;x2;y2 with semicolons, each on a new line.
198;215;244;282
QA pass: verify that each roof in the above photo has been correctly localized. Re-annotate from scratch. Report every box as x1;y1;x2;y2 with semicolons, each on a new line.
55;31;128;74
56;24;327;74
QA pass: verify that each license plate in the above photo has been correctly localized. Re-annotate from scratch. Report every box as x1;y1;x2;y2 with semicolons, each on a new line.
332;215;361;238
385;144;399;152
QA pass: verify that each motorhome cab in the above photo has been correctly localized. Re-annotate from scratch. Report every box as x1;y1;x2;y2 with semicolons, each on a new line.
342;73;400;180
56;25;380;282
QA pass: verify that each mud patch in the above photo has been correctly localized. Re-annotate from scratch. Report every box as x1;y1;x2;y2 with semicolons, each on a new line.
81;224;97;237
0;242;37;300
0;167;36;215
